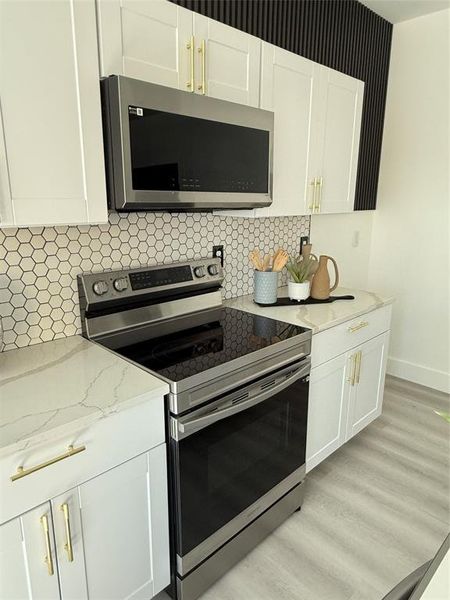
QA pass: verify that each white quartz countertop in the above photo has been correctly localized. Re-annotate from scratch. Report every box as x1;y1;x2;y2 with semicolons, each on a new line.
225;287;394;334
0;336;169;458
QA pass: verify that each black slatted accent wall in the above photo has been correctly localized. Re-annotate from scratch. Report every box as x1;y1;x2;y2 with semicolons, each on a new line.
170;0;392;211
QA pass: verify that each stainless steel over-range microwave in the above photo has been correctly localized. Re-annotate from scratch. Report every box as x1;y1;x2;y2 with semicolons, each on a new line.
101;76;274;211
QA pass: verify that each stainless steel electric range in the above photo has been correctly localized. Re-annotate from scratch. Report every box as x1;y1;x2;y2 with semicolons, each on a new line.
78;258;311;600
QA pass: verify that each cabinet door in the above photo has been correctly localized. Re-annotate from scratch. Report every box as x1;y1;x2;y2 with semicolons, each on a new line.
0;0;107;227
260;44;318;217
311;68;364;214
0;517;30;599
97;0;192;91
51;489;88;600
75;448;169;600
346;332;389;439
193;14;261;106
0;503;60;599
306;353;350;472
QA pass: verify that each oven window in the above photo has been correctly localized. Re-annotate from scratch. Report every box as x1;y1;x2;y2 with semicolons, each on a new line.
173;376;308;557
128;107;270;193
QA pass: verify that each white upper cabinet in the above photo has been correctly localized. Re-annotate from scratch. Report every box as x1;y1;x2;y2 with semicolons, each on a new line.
309;68;364;214
259;44;318;216
0;0;108;228
97;0;261;106
193;14;260;106
223;42;364;218
97;0;192;91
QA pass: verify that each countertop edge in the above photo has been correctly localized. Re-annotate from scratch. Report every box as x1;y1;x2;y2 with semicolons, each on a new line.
224;288;395;334
308;297;395;334
0;383;169;460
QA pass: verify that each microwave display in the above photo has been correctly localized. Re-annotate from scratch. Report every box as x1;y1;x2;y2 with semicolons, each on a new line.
128;107;270;194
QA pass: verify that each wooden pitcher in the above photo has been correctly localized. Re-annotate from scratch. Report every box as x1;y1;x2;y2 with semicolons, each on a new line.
310;255;339;300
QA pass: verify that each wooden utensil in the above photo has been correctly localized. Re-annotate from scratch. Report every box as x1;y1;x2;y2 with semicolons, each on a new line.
262;254;271;272
249;249;264;271
272;249;289;271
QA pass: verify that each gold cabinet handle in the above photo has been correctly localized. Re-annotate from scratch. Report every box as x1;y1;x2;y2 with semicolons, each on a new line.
40;514;54;576
60;503;74;562
315;176;323;212
348;353;357;386
186;36;195;90
309;178;318;211
11;445;86;482
355;350;362;384
198;39;206;94
348;321;369;333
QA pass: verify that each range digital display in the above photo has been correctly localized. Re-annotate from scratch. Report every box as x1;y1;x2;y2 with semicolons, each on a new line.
130;266;193;291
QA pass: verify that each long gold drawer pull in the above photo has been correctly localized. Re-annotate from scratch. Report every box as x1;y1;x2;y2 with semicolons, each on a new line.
355;350;362;384
60;503;74;562
186;36;195;90
348;321;369;333
198;39;206;94
11;445;86;482
40;514;54;576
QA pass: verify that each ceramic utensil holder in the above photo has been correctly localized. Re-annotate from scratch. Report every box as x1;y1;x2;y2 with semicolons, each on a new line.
254;270;278;305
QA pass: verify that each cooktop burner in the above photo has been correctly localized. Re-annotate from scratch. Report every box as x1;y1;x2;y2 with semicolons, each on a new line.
114;307;308;383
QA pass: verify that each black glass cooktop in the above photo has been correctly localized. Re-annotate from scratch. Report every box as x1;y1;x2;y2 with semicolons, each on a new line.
114;307;310;383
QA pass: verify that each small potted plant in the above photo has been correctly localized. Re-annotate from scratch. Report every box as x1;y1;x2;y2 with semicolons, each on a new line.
286;257;312;301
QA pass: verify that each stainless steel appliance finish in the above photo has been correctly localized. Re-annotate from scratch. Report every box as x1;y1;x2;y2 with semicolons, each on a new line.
176;482;304;600
101;76;274;211
78;258;311;415
171;359;311;442
78;258;311;600
176;465;306;577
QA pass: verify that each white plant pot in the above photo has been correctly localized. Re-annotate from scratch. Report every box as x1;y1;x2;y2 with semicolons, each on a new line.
288;280;310;301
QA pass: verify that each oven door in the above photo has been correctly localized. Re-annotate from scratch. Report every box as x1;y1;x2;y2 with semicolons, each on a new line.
170;357;310;576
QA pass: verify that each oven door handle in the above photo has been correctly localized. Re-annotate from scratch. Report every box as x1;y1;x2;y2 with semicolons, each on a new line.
173;360;310;440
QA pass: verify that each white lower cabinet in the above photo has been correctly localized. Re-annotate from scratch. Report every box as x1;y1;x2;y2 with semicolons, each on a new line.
346;332;389;439
0;502;60;599
306;310;390;473
0;447;169;600
306;354;350;472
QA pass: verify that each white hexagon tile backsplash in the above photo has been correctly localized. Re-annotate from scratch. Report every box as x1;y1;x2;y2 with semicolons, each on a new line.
0;212;309;351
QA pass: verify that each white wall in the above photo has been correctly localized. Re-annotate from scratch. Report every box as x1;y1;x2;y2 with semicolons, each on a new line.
368;9;450;393
310;211;374;289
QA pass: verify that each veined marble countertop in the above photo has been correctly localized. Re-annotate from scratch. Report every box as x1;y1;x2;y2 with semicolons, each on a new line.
225;286;394;334
0;336;169;458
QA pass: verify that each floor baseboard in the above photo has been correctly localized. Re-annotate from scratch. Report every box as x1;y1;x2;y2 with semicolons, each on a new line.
387;357;450;395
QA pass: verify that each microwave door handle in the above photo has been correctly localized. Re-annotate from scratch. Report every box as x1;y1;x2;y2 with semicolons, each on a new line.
175;361;310;440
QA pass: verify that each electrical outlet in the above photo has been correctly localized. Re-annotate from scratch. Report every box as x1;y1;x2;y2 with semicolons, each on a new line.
300;236;309;256
212;245;224;267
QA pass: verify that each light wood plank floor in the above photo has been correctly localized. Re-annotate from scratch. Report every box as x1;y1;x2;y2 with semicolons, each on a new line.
157;377;450;600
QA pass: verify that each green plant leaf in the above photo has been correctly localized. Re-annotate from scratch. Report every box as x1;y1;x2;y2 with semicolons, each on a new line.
286;256;312;283
434;410;450;424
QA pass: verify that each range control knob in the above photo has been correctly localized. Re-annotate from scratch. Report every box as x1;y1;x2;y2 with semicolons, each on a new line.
208;264;219;276
194;266;205;278
92;280;109;296
113;277;129;292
